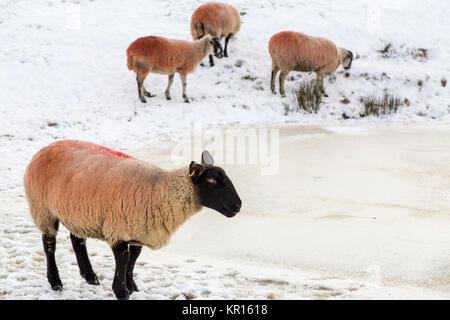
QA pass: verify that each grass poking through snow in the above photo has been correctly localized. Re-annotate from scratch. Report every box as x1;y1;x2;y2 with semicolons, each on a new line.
294;80;322;114
360;93;402;117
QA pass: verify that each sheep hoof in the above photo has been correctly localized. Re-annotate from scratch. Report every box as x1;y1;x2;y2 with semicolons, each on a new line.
88;279;100;285
113;288;130;300
165;92;171;100
127;288;139;295
51;283;63;292
48;276;63;291
83;273;100;285
183;96;190;103
139;96;147;103
200;62;205;67
281;93;286;98
127;280;139;294
323;93;328;97
144;92;155;98
224;52;228;58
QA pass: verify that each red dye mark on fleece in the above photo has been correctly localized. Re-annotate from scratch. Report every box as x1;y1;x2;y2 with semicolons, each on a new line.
94;145;134;159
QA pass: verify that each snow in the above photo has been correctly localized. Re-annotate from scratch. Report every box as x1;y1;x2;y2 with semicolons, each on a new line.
1;0;449;299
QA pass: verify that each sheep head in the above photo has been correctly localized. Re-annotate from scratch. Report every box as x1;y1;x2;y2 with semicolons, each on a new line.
189;151;241;217
342;49;353;70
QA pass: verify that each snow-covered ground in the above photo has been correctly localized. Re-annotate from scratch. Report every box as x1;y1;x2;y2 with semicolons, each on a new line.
1;0;449;299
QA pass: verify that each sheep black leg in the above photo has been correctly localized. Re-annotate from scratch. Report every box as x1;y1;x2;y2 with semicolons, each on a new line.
126;245;142;294
42;233;63;291
224;34;232;58
70;233;99;285
143;90;155;98
271;65;280;94
209;54;214;67
136;75;146;103
271;71;275;93
111;241;130;300
279;71;287;98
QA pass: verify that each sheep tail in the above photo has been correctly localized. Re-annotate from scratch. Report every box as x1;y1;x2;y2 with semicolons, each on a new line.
127;54;133;70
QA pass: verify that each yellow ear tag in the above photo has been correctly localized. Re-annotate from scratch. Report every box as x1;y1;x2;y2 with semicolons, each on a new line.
189;169;196;177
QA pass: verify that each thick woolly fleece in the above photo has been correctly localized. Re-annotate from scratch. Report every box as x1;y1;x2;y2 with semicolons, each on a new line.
126;35;213;76
24;140;202;249
269;31;348;74
190;2;241;40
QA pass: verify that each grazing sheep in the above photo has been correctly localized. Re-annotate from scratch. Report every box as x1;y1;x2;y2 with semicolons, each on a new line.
24;140;242;300
127;35;223;103
269;31;353;97
191;2;241;67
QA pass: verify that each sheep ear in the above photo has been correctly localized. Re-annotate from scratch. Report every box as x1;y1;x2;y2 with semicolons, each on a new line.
201;150;214;167
189;161;204;184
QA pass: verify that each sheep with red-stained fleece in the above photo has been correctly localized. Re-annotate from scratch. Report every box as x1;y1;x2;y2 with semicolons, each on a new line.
127;34;223;103
191;2;241;66
268;31;353;97
24;140;242;299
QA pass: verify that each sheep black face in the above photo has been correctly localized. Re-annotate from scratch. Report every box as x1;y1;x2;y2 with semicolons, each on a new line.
343;50;353;70
210;37;224;59
190;151;241;217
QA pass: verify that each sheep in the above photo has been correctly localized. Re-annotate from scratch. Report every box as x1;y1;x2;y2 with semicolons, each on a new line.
24;140;242;300
191;2;241;67
268;31;353;97
126;34;223;103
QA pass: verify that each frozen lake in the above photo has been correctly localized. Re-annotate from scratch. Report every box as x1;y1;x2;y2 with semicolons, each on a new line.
134;123;450;297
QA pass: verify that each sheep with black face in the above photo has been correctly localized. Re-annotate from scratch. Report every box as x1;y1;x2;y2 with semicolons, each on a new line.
24;140;241;300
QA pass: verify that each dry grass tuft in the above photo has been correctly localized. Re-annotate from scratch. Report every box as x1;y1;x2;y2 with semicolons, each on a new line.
294;80;322;113
361;93;402;116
